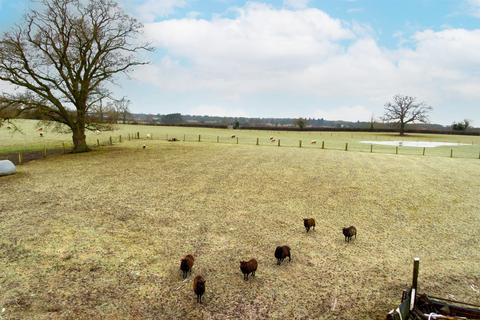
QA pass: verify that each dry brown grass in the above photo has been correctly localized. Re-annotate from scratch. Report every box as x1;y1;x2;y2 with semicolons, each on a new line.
1;140;479;319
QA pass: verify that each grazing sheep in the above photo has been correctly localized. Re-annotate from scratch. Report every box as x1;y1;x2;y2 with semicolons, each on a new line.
168;137;179;142
269;136;274;140
180;254;194;279
39;132;43;137
342;226;357;242
146;133;151;139
303;218;316;232
270;138;276;143
240;259;258;280
193;275;206;303
310;140;317;144
95;130;101;135
274;246;291;265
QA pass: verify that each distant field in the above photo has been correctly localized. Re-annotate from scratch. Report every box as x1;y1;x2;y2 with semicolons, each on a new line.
1;129;479;319
1;119;480;159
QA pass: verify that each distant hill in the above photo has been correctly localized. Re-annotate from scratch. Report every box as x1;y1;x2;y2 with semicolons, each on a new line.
128;113;479;134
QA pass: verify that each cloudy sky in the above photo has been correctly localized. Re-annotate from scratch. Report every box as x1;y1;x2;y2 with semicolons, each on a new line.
1;0;479;124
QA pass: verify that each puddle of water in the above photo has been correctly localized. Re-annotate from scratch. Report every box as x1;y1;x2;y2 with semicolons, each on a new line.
360;141;470;148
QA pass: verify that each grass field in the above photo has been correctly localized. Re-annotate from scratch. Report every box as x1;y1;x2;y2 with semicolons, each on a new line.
1;119;480;159
1;126;479;319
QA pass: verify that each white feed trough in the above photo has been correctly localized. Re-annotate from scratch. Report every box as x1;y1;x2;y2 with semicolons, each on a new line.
0;160;16;176
360;141;470;148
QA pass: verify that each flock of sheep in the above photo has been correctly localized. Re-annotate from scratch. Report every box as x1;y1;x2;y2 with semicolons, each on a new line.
181;219;357;303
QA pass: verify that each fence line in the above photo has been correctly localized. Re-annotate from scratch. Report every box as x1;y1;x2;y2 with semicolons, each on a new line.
137;132;480;160
2;130;479;165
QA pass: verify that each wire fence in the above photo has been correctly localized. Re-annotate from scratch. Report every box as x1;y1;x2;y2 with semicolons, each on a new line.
1;130;479;165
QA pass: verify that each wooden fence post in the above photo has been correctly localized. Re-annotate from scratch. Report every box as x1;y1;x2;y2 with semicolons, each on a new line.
450;149;453;158
299;140;302;148
62;142;66;154
97;139;100;147
256;138;259;145
109;136;113;145
370;144;373;153
422;147;426;156
278;139;280;147
183;134;186;142
321;141;325;149
43;145;47;157
128;133;131;141
198;134;201;142
411;258;420;311
217;136;219;143
119;135;122;143
18;152;22;165
137;132;140;139
236;137;239;144
166;134;169;140
396;146;398;154
345;143;348;151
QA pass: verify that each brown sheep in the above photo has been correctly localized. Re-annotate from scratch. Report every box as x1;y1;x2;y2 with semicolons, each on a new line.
180;254;194;279
274;246;291;265
231;135;236;138
342;226;357;242
303;218;316;232
240;259;258;280
39;132;43;137
193;275;206;303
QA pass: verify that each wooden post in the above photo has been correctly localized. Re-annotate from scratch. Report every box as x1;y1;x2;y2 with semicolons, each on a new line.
62;142;66;154
137;132;140;139
18;152;22;165
345;143;348;151
278;139;280;147
43;145;47;157
109;136;113;145
370;144;373;153
217;136;219;143
321;141;324;149
396;146;398;154
183;134;186;142
450;149;453;158
256;138;259;145
198;134;201;142
128;133;131;141
166;134;169;140
411;257;420;311
236;137;239;144
119;135;122;143
299;140;302;148
97;139;100;147
422;147;426;156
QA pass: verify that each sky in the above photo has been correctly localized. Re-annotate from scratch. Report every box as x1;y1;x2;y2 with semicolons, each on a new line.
0;0;479;125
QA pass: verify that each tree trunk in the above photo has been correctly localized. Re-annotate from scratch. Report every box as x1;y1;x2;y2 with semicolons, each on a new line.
72;125;89;153
399;122;405;136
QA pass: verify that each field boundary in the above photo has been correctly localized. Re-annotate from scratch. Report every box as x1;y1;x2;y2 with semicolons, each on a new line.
2;130;480;165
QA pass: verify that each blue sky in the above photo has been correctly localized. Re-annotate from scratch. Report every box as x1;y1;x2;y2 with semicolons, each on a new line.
1;0;479;124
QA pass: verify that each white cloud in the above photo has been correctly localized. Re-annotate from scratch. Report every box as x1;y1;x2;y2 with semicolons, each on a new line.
314;106;372;122
137;0;186;22
135;4;480;123
283;0;310;9
467;0;480;17
189;105;248;117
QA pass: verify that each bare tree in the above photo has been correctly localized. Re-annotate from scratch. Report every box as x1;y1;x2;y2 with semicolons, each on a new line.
383;95;432;136
294;118;307;129
0;0;151;152
114;97;131;124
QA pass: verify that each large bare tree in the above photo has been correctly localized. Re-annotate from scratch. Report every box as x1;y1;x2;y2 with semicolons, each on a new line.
383;95;432;136
0;0;150;152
